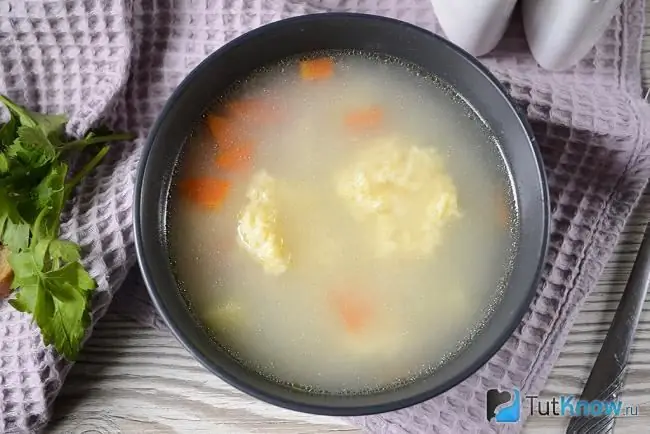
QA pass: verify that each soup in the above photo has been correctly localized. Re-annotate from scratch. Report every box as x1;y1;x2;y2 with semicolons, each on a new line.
169;51;517;393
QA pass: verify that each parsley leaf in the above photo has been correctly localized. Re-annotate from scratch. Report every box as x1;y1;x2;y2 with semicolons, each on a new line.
0;154;8;174
0;114;17;149
14;126;58;166
32;162;67;239
0;95;67;141
43;262;95;359
0;94;133;360
2;221;30;252
0;187;30;252
7;244;50;310
8;244;95;360
49;239;81;263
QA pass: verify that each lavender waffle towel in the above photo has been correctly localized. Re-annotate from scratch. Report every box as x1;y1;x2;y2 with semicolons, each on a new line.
1;0;650;433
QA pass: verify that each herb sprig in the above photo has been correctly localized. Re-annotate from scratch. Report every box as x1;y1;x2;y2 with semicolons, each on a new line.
0;95;133;360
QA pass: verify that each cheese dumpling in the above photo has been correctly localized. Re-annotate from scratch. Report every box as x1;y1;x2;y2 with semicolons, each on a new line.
237;170;290;275
336;137;461;257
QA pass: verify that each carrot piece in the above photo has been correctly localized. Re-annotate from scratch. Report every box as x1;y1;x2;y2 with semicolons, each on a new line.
215;142;254;172
299;57;334;81
179;177;231;209
226;99;274;122
226;99;282;124
329;290;373;333
205;115;242;146
344;106;384;131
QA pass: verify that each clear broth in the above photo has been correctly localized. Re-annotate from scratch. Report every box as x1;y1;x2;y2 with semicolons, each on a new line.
168;51;517;394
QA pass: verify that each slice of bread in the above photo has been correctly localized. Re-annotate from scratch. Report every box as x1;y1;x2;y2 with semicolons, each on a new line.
0;244;13;298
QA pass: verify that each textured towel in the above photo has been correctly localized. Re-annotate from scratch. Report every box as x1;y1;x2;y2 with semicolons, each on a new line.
1;0;649;433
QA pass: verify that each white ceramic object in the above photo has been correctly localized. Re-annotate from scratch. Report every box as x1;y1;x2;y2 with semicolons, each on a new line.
522;0;624;71
430;0;517;57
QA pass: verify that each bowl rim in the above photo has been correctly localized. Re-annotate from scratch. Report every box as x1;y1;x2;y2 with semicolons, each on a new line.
133;12;549;416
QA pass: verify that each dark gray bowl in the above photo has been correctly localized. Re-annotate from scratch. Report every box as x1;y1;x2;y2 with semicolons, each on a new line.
134;13;549;416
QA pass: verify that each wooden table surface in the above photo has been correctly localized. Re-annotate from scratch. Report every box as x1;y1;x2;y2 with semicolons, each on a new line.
47;10;650;434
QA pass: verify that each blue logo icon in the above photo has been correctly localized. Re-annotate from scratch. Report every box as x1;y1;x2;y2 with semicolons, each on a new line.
486;388;521;423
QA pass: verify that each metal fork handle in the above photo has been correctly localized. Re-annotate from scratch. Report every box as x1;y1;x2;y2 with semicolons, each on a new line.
565;222;650;434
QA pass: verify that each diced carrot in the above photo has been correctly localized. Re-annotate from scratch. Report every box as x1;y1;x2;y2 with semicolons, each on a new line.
205;115;242;146
215;142;254;172
329;290;373;333
179;177;231;209
226;99;277;123
299;57;334;81
344;106;384;131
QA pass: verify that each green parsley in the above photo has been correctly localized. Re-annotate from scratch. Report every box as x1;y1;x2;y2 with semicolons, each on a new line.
0;94;133;360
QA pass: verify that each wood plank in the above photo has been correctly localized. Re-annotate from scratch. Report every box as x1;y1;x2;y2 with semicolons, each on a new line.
49;314;360;433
